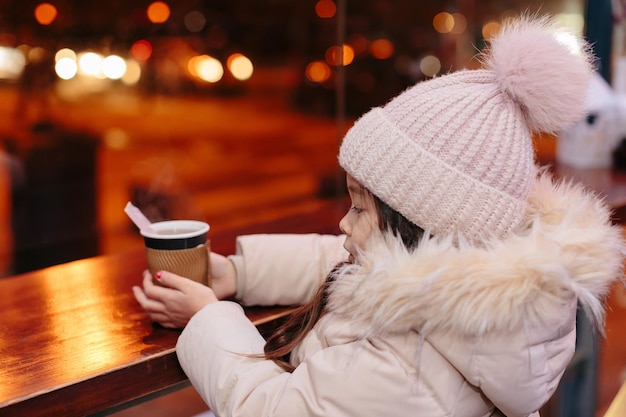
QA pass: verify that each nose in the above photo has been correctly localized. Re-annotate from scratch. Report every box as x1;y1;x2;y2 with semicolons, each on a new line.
339;211;349;235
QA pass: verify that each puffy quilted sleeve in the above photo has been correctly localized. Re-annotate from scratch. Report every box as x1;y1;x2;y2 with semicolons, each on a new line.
229;234;347;306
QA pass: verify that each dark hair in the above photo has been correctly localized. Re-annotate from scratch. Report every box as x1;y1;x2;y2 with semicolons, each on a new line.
261;191;424;371
372;194;424;250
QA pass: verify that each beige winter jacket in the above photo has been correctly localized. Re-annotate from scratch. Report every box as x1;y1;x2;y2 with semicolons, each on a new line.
177;174;625;417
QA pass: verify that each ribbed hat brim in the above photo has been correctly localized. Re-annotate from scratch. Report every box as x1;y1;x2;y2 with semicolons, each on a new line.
339;108;530;240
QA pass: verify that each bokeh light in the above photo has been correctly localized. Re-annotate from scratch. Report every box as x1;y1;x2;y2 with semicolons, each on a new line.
189;55;223;83
420;55;441;77
451;13;467;34
184;11;206;32
369;39;394;59
34;3;57;25
315;0;336;18
226;53;253;81
187;56;201;78
0;47;26;79
433;12;454;34
305;60;331;83
55;57;77;80
197;57;223;83
482;20;501;41
26;46;46;64
121;59;141;85
54;47;137;83
147;1;170;24
131;40;152;61
325;44;354;66
102;55;126;80
78;52;105;78
55;48;76;62
103;128;131;150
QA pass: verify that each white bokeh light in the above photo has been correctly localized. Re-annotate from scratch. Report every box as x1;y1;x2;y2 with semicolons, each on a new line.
78;52;105;78
55;57;78;80
420;55;441;77
227;53;253;81
102;55;127;80
55;48;76;62
196;56;223;83
0;47;26;80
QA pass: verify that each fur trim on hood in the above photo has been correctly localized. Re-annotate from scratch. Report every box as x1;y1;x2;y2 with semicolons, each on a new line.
327;173;625;337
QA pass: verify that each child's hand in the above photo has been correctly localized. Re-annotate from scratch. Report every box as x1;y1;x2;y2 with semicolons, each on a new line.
133;270;218;328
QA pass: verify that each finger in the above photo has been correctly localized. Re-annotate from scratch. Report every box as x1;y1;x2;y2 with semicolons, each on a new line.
143;271;178;301
141;270;163;297
132;284;149;305
145;310;183;329
147;312;174;326
132;286;167;313
156;270;191;291
142;269;158;290
155;319;181;329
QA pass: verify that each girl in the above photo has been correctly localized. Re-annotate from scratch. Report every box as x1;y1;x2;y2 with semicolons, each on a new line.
133;16;625;417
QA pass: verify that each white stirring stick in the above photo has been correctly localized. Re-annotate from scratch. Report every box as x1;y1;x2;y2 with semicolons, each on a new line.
124;202;156;234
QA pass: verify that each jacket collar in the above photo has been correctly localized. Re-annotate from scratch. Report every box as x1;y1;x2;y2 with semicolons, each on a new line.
327;174;625;336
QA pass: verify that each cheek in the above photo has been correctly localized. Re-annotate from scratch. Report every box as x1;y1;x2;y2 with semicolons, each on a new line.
352;217;376;248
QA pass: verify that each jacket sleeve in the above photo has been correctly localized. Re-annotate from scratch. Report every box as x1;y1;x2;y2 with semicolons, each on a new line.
228;234;347;306
177;301;419;417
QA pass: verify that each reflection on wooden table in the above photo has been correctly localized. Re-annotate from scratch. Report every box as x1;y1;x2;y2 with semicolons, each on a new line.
0;199;345;417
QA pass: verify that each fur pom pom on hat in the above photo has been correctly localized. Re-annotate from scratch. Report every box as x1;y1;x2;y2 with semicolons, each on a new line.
339;15;594;242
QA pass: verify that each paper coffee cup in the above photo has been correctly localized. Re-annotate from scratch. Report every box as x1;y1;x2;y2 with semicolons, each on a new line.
141;220;211;286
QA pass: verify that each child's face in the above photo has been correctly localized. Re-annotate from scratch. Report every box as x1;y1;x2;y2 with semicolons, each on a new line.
339;174;379;264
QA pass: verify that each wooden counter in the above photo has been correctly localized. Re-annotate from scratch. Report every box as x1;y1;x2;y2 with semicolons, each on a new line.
0;198;346;417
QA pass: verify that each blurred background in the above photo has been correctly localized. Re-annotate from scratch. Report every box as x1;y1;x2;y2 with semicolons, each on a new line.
0;0;607;278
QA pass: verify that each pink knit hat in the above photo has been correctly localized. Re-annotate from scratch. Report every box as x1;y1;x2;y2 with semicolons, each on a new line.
339;16;594;241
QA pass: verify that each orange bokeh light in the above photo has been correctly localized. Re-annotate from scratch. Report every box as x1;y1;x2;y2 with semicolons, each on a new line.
131;40;152;61
305;61;331;83
325;44;354;66
369;39;394;59
226;53;243;68
147;1;170;24
451;13;467;34
34;3;57;25
315;0;336;18
433;12;454;34
482;21;502;41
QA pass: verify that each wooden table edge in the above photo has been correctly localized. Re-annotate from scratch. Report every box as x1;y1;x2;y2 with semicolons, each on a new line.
0;305;296;417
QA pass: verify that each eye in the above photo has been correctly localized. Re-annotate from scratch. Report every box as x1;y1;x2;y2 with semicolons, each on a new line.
350;206;363;214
